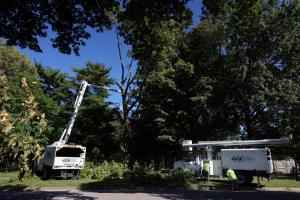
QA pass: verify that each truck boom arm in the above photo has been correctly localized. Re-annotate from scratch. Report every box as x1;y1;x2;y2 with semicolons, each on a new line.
55;80;121;145
183;137;291;148
58;80;89;145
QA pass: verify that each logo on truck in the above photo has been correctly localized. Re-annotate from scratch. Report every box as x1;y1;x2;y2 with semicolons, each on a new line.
231;156;255;162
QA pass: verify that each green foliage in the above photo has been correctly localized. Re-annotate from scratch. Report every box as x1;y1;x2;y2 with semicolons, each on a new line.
2;0;300;175
81;161;127;180
70;63;121;160
130;0;300;168
80;161;194;185
0;77;46;180
0;0;119;55
1;1;192;56
164;169;195;184
0;42;60;180
199;0;300;140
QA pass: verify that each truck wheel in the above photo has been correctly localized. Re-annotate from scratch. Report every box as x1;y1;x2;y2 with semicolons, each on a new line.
237;174;253;185
245;175;253;184
237;174;246;185
42;166;50;180
72;169;80;179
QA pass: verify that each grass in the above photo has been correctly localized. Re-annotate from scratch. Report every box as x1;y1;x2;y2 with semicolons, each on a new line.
1;171;300;190
260;177;300;188
190;176;300;189
0;172;96;188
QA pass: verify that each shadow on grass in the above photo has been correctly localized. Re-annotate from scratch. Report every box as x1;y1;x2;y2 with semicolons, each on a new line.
193;178;266;191
0;184;28;191
78;176;266;192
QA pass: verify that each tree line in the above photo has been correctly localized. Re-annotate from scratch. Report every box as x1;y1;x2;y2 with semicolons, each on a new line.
0;0;300;177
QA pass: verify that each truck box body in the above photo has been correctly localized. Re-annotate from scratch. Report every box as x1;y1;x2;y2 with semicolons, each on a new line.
43;144;86;170
221;148;273;174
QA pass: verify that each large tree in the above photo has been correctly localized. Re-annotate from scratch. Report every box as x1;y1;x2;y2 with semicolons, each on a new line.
1;0;192;56
0;42;48;179
200;0;300;139
71;62;121;161
0;0;118;55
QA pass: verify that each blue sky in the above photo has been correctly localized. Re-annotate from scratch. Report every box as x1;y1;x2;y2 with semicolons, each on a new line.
17;0;202;105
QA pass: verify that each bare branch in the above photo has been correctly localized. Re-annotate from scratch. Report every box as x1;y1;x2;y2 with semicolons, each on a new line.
116;30;125;84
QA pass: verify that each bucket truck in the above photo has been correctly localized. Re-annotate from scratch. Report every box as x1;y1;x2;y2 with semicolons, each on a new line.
174;137;291;185
37;80;117;179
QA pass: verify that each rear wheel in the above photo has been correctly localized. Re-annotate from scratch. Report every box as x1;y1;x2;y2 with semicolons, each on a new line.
237;174;246;185
42;165;51;180
246;175;253;184
237;173;253;185
72;169;80;179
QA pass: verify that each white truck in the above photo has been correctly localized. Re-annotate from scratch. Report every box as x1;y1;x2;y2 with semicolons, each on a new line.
174;137;290;184
36;81;90;179
37;80;119;179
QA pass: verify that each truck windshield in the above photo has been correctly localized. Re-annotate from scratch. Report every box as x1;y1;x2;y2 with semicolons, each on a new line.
56;147;84;157
184;155;196;162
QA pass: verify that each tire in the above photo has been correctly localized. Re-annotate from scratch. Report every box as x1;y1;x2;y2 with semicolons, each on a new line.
237;174;246;185
42;165;50;180
72;169;80;179
237;173;253;185
246;175;253;184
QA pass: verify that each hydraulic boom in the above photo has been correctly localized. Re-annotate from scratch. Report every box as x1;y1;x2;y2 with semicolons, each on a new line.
58;80;89;145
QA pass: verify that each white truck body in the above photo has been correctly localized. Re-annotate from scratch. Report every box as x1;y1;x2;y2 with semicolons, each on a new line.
174;137;290;184
43;144;86;170
174;149;272;174
221;148;273;174
174;148;274;184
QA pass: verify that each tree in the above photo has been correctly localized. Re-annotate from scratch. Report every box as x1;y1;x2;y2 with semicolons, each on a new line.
111;0;192;163
71;62;121;161
36;61;122;161
0;42;47;180
115;14;194;165
180;20;238;140
1;0;192;56
130;0;300;167
201;0;300;139
0;0;118;55
35;63;75;142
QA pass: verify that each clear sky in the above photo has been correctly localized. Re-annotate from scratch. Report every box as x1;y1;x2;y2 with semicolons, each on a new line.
16;0;202;105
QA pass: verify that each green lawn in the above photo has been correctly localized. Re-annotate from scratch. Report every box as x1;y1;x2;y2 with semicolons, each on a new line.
190;176;300;189
1;171;300;190
260;178;300;188
0;171;100;188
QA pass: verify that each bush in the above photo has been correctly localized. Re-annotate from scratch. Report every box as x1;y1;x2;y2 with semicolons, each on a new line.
122;161;164;184
80;161;127;180
164;168;195;184
80;160;194;186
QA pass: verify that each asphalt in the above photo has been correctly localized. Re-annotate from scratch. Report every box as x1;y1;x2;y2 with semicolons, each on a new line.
0;187;300;200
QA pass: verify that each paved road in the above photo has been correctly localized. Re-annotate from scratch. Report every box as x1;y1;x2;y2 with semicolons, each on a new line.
1;187;300;200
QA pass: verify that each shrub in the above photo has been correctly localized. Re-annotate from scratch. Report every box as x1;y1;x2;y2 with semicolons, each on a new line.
80;160;194;186
164;168;195;184
80;161;127;180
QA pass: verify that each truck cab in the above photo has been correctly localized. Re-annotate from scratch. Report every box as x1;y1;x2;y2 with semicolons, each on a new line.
174;154;203;175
